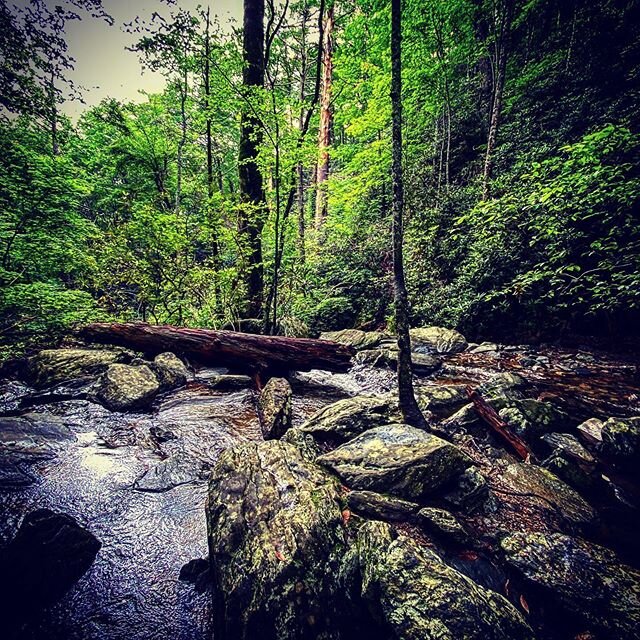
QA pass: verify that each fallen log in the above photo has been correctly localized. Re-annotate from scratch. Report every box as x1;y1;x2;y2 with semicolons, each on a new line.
466;387;532;462
77;322;355;375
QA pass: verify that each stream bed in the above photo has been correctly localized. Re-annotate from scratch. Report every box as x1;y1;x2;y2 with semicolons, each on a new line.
0;341;639;639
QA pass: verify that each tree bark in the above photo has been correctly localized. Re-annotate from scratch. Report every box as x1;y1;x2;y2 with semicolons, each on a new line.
204;7;223;318
78;322;354;375
314;3;334;231
239;0;266;318
481;0;513;201
391;0;426;428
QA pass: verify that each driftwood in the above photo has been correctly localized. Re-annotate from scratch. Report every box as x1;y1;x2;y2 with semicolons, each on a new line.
77;322;355;375
466;387;532;461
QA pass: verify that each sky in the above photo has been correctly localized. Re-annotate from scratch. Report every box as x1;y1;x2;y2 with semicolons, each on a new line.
13;0;243;118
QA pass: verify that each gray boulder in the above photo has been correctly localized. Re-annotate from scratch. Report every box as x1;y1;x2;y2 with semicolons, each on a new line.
300;394;401;443
318;423;472;501
320;329;387;351
206;441;346;640
28;347;127;387
502;532;640;639
151;352;189;390
258;377;292;440
95;363;160;411
409;326;468;354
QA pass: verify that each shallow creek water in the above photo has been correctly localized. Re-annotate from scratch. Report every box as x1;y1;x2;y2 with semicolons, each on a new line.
0;345;639;639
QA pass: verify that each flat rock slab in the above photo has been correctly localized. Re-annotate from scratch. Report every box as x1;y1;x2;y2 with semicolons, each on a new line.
502;532;640;639
503;463;596;527
300;394;401;442
318;423;472;501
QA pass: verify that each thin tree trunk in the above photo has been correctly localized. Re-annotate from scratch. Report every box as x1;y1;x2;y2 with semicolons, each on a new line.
482;0;513;201
49;70;58;156
239;0;266;318
297;3;309;264
391;0;425;428
204;6;223;318
315;3;334;231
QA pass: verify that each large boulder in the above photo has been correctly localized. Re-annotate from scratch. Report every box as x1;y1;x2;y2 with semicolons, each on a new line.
151;352;189;390
499;399;570;440
318;423;472;501
28;347;127;387
300;394;402;443
343;521;534;640
0;412;74;459
258;377;292;440
502;463;596;527
0;509;101;625
346;491;420;522
601;417;640;470
95;363;160;412
416;384;468;415
502;532;640;639
320;329;386;351
409;326;468;354
206;441;347;640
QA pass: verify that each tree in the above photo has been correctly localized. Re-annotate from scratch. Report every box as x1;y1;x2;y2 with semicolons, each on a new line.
239;0;267;318
390;0;425;427
315;1;334;230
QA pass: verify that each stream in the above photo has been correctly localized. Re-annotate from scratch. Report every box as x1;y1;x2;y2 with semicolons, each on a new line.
0;342;639;639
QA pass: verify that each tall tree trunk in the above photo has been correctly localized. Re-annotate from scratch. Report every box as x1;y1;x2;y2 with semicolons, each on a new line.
314;3;334;231
482;0;513;201
239;0;266;318
297;3;309;263
391;0;425;428
49;70;58;156
204;6;223;318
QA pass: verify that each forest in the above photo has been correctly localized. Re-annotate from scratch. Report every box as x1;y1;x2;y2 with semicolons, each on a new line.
1;0;640;639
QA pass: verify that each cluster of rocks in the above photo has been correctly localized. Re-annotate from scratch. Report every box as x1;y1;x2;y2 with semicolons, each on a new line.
205;326;640;640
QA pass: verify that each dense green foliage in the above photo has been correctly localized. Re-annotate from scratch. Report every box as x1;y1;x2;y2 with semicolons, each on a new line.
1;0;639;355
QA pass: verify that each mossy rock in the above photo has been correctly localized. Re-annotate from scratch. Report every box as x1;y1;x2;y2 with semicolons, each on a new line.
95;363;159;412
258;377;292;440
409;326;468;354
318;423;472;501
502;532;640;639
206;441;347;640
300;394;402;443
601;417;640;470
343;521;534;639
320;329;387;351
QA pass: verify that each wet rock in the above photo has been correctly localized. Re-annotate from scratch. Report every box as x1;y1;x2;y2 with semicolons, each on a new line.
321;329;386;351
410;325;468;354
179;558;210;593
281;427;322;462
601;417;640;470
477;372;527;404
418;507;469;544
210;374;253;391
499;399;569;440
541;451;598;493
346;490;420;522
440;403;481;433
540;432;595;466
206;441;346;640
0;457;36;490
416;384;468;416
134;452;204;492
469;341;501;354
317;423;472;501
96;363;160;411
258;377;292;440
0;380;32;412
503;463;597;527
501;532;640;639
355;349;442;375
354;348;389;367
0;509;101;624
0;412;74;458
149;424;177;444
343;521;533;640
300;394;401;443
151;352;189;390
444;467;490;512
577;417;604;446
28;347;129;387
